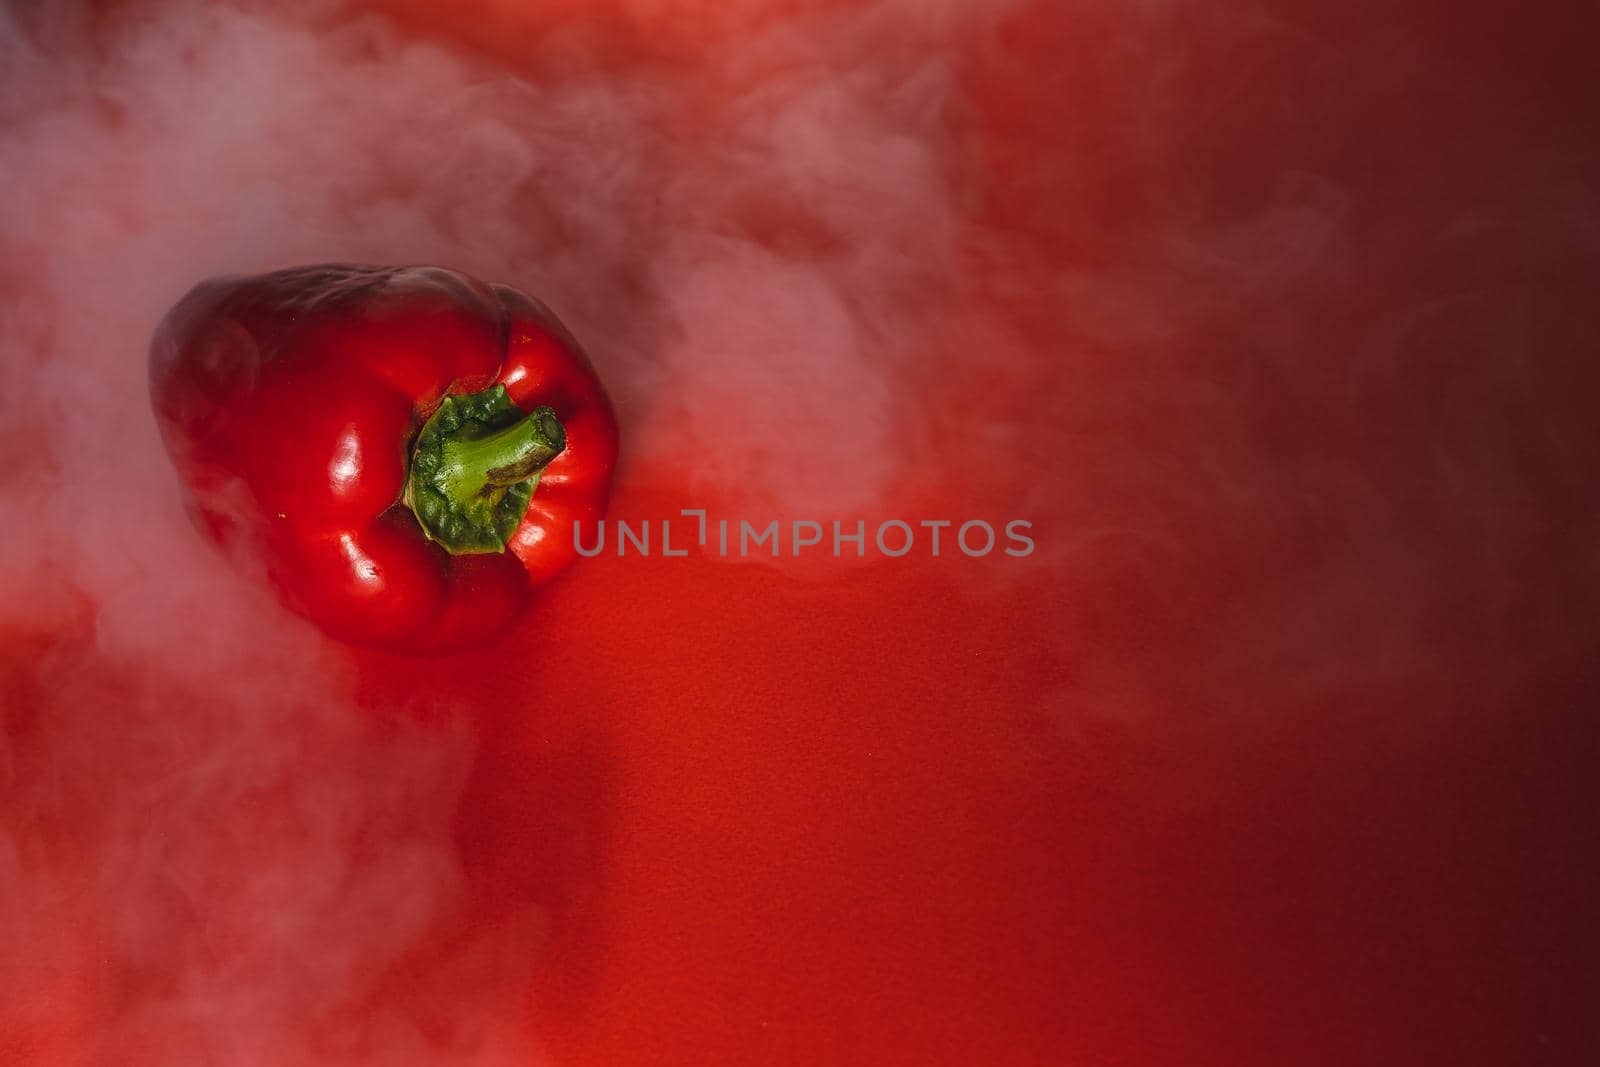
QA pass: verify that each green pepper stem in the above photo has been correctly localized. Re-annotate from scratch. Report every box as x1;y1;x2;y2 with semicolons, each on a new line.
441;406;565;492
404;385;567;555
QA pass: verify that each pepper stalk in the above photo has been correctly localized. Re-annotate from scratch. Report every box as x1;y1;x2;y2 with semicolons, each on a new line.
404;384;566;554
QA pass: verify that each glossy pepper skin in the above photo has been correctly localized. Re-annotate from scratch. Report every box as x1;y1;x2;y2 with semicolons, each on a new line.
150;264;618;652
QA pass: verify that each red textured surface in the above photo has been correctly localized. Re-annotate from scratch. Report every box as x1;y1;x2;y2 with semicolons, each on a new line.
4;1;1599;1064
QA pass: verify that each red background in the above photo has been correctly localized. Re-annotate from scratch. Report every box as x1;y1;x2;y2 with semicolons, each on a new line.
3;1;1598;1064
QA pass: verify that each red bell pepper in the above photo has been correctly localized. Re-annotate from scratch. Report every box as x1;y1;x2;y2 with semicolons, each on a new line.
149;264;618;652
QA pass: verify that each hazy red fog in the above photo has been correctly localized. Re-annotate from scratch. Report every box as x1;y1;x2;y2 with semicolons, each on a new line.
2;1;1597;1063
